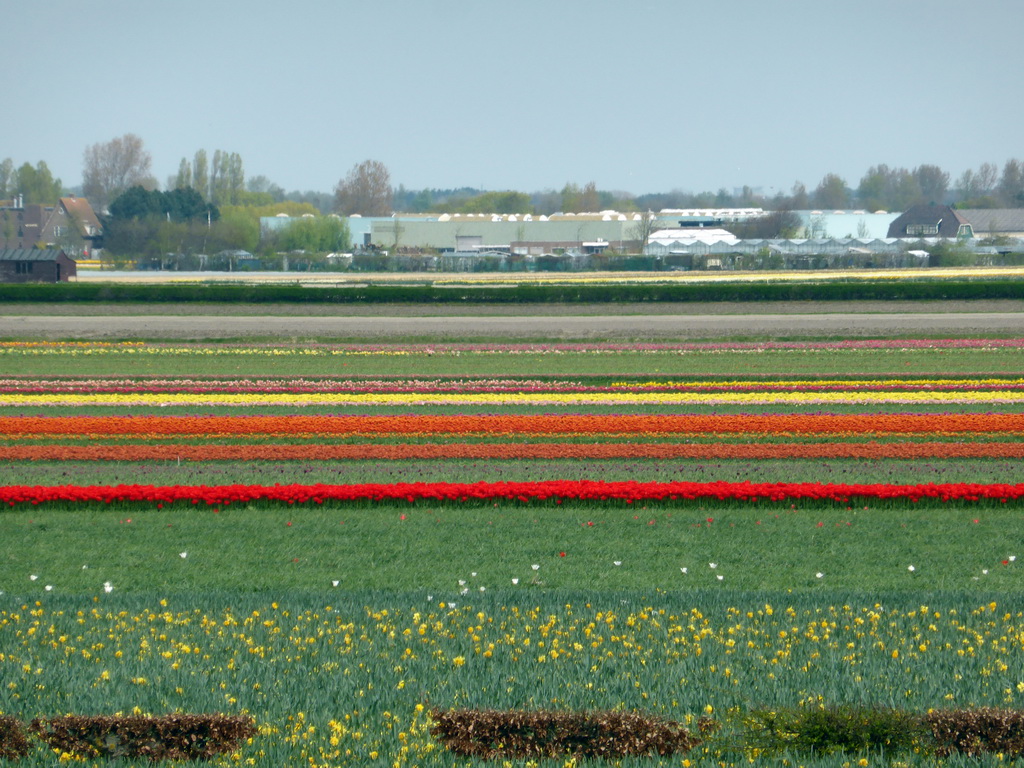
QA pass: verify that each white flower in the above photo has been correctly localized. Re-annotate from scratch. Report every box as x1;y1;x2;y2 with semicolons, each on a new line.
179;552;188;559
709;563;717;569
816;572;824;579
982;569;989;575
907;565;916;572
613;561;622;566
531;564;540;571
460;588;469;595
29;575;38;581
1010;556;1017;562
471;572;477;577
332;580;340;587
458;580;466;586
716;574;724;581
511;578;519;585
479;586;486;592
45;585;53;591
82;565;88;570
447;602;456;609
680;567;688;574
103;582;114;593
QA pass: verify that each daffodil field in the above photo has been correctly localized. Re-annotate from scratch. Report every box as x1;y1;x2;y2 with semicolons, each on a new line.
2;338;1024;766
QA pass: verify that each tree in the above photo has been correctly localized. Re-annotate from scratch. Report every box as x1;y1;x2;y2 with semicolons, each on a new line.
813;173;850;209
275;216;350;254
579;181;600;212
998;159;1023;207
173;158;192;190
857;165;891;211
628;211;658;253
334;160;392;216
914;164;949;205
193;150;209;201
0;158;13;199
82;133;153;211
976;162;999;195
729;210;803;239
788;182;810;210
15;161;62;204
453;190;533;214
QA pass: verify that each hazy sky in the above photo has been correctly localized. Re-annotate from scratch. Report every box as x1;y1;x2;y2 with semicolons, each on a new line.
6;0;1023;198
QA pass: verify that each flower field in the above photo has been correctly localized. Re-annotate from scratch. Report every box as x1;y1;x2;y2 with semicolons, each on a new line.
3;338;1024;766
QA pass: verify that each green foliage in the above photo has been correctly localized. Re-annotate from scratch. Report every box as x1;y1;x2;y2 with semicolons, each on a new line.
452;190;534;215
208;207;260;254
745;705;927;756
107;185;218;223
1;277;1023;304
925;240;976;267
13;160;62;204
272;215;351;254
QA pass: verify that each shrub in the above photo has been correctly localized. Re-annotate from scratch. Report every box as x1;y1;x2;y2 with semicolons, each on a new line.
0;715;29;760
926;707;1024;757
745;705;927;756
28;713;256;762
429;708;700;759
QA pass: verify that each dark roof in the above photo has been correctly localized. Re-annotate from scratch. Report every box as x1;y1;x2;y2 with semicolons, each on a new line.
886;205;970;238
955;209;1024;233
0;248;68;262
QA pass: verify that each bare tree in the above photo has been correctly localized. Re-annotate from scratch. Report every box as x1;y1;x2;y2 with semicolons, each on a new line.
82;133;153;211
628;211;658;254
976;162;999;195
334;160;393;216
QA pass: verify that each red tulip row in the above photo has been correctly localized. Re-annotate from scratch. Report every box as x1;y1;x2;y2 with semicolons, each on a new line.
5;413;1024;435
2;480;1022;506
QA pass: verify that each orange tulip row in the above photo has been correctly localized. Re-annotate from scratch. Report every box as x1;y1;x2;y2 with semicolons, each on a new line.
4;413;1024;436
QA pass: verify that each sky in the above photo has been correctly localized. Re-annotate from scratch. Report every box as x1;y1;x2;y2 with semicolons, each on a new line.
6;0;1024;199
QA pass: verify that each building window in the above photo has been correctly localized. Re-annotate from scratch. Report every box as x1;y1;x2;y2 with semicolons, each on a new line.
15;262;34;274
906;224;939;236
54;226;63;237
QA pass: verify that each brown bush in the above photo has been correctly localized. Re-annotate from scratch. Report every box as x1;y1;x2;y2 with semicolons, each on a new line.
926;707;1024;757
0;715;30;760
429;707;700;759
28;713;256;762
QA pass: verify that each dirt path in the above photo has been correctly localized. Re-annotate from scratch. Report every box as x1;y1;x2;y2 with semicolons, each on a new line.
3;311;1024;340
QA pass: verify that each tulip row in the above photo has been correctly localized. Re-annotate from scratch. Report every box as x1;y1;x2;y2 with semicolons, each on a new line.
5;441;1024;461
4;413;1024;435
2;337;1023;356
2;479;1023;506
11;391;1024;406
5;376;1024;393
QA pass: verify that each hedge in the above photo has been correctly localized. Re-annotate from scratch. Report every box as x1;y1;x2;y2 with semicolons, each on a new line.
1;278;1023;304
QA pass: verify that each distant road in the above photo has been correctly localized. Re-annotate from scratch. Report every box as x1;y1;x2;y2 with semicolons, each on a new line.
3;312;1024;340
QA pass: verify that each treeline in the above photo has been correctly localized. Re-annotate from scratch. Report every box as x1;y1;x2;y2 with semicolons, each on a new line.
5;132;1024;218
2;278;1023;304
100;185;351;268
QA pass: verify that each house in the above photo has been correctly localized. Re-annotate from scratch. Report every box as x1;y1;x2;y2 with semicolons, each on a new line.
954;209;1024;239
0;196;102;257
886;205;973;238
0;248;77;282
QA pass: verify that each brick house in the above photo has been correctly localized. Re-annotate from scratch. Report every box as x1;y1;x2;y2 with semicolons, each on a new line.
0;249;77;282
0;196;102;257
